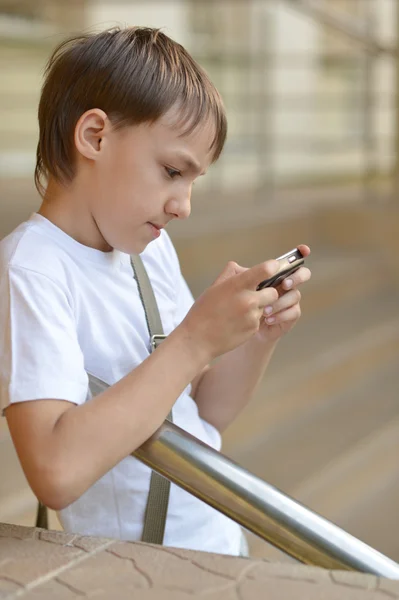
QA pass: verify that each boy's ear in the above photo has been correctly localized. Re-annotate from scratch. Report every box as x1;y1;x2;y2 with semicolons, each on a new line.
74;109;110;160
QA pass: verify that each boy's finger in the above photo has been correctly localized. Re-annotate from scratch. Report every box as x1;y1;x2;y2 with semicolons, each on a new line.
257;287;279;308
241;260;280;290
280;267;311;292
265;304;301;325
212;262;248;285
297;244;311;258
265;288;301;314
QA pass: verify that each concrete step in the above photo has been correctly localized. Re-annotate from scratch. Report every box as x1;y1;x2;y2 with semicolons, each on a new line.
231;358;399;491
244;360;399;561
293;417;399;562
339;472;399;562
293;416;399;520
222;283;399;454
297;250;389;318
313;203;399;263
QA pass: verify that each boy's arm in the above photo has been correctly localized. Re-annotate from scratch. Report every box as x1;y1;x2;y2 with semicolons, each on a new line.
190;365;211;398
191;336;278;433
6;326;208;512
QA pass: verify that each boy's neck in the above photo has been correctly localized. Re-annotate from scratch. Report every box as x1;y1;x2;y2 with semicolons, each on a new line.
38;179;112;253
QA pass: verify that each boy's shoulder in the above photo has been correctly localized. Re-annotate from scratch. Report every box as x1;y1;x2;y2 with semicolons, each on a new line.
0;216;65;277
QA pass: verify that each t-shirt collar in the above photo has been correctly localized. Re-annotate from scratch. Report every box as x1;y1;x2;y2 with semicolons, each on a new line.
28;213;126;268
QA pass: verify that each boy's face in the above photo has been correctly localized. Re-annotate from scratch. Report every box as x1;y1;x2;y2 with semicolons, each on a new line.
85;107;215;254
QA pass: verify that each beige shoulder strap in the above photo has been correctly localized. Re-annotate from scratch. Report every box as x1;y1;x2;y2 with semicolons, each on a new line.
130;254;173;545
37;254;172;546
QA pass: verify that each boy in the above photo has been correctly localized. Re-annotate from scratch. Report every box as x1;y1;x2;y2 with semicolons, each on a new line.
0;27;310;556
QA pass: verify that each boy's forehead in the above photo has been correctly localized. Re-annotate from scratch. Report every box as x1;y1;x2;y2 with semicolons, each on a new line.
156;110;216;163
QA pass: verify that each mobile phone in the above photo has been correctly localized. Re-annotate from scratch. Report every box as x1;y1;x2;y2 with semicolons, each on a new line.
256;248;305;290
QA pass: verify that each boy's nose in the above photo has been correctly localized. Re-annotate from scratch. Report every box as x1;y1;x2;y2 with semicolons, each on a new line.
166;189;192;220
178;196;191;220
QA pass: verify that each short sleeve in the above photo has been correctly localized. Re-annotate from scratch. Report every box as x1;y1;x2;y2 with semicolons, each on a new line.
0;265;88;412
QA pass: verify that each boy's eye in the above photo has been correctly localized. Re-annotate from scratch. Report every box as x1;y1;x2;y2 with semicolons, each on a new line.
165;166;181;179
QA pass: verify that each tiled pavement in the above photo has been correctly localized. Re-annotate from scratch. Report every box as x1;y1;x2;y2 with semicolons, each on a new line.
1;523;399;599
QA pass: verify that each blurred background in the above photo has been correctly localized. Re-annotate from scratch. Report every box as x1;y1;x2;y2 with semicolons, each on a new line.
1;0;399;562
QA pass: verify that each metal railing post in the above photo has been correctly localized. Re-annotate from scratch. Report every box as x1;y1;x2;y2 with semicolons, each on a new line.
285;0;397;55
134;420;399;578
362;0;377;202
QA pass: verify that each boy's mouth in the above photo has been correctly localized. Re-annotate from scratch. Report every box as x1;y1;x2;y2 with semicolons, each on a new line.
149;222;163;231
148;222;163;238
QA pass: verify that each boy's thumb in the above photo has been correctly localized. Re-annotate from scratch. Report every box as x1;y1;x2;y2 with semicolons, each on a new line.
243;260;280;289
213;261;248;285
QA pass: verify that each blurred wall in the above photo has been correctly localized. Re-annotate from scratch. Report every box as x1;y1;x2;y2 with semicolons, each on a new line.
0;0;398;239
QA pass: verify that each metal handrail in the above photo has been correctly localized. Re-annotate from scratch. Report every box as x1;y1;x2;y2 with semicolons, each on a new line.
134;420;399;578
285;0;397;55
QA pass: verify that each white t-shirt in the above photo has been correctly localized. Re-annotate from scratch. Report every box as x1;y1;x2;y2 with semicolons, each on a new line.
0;213;243;555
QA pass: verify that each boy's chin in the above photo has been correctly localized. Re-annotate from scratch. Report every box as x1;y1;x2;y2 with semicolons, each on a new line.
109;226;160;255
122;238;153;256
133;241;151;254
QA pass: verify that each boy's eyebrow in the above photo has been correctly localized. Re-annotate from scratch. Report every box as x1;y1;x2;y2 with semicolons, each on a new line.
174;152;206;176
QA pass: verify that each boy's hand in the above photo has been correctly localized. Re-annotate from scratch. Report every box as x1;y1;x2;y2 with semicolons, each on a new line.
181;259;281;361
256;244;311;342
180;245;311;361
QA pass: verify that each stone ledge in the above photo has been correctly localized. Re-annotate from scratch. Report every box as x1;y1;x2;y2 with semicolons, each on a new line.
0;523;398;599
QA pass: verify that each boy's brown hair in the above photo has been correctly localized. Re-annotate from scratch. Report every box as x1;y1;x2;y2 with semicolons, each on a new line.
35;26;227;196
